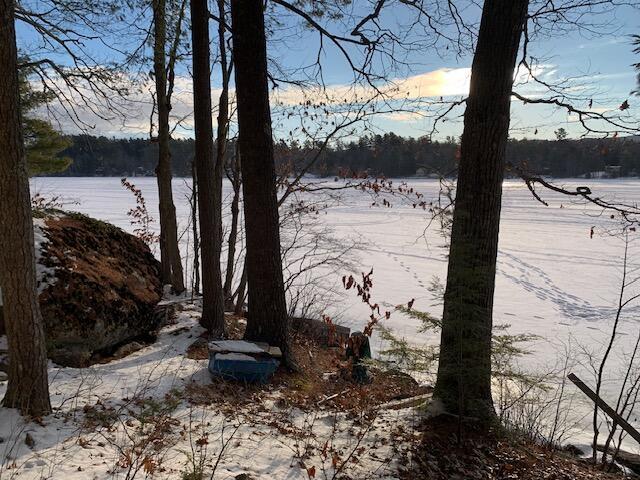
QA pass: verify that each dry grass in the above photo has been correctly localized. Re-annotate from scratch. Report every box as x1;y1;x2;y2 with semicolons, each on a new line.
398;416;626;480
185;314;429;413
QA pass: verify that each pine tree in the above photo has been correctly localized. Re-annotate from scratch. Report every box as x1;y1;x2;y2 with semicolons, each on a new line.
0;0;52;416
433;0;529;422
230;0;291;361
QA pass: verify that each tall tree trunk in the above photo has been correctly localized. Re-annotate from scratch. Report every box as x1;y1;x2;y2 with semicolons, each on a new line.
153;0;185;293
230;0;290;360
190;0;225;335
223;150;240;308
190;160;200;296
433;0;529;422
0;0;51;416
233;260;247;316
215;0;231;310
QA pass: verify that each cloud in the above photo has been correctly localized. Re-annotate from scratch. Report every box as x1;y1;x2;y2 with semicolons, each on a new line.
270;67;471;107
37;66;475;136
35;74;204;138
379;111;425;122
39;63;600;138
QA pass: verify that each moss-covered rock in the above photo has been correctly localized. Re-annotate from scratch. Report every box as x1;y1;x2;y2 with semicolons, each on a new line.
34;211;162;367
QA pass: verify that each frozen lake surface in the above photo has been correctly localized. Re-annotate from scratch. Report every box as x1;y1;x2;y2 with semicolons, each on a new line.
31;176;640;450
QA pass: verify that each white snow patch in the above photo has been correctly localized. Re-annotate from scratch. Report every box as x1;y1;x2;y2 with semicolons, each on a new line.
33;218;58;294
208;340;267;354
215;352;257;362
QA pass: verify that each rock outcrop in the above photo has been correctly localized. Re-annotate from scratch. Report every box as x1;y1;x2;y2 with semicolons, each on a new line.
1;211;163;367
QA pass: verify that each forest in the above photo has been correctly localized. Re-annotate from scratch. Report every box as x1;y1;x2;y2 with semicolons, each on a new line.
52;133;640;178
1;0;640;479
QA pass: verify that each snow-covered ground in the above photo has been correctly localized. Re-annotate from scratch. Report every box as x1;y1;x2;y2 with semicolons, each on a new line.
24;176;640;454
0;306;419;479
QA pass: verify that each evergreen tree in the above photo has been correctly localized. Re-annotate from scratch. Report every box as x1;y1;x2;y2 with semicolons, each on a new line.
18;61;72;176
231;0;291;362
433;0;529;422
0;0;52;416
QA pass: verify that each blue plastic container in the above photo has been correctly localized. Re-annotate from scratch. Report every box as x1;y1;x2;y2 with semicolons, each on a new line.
208;353;280;383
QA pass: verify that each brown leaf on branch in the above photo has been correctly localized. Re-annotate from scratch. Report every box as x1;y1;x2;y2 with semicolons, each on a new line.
142;457;156;474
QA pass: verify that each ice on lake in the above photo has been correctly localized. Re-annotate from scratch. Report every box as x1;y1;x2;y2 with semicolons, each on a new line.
30;176;640;450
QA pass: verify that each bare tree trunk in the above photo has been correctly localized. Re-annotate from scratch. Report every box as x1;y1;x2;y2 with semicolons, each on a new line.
230;0;290;361
233;260;247;316
190;0;225;335
223;149;240;308
433;0;529;422
190;160;200;296
0;0;51;416
152;0;185;294
214;0;230;310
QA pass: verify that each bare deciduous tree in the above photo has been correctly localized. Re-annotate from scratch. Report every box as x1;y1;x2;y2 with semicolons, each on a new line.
151;0;186;293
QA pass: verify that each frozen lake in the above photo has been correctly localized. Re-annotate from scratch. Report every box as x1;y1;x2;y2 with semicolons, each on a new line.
31;176;640;450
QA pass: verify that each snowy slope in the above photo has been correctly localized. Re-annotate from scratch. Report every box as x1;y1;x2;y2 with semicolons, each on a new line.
0;304;418;479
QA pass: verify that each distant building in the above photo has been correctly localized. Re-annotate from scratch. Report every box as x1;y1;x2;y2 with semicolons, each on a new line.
587;171;606;179
586;166;623;179
604;165;622;178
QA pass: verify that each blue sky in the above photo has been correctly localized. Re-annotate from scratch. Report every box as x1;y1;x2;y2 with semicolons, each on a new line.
16;0;640;142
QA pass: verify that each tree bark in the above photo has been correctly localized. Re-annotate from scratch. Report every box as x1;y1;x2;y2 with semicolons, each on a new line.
190;0;225;335
233;260;247;316
223;150;240;308
433;0;529;421
230;0;290;360
190;160;200;296
153;0;185;294
0;0;52;416
215;0;232;310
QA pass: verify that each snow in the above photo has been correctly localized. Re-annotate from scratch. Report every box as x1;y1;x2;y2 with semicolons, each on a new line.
33;218;58;294
208;340;268;355
0;306;418;479
0;218;56;308
24;176;640;456
214;352;258;362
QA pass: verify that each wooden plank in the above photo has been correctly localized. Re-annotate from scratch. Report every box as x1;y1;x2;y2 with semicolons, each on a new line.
317;389;351;406
378;393;432;411
596;445;640;474
568;373;640;445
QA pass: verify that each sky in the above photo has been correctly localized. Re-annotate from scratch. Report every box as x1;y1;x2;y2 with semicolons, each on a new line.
15;0;640;142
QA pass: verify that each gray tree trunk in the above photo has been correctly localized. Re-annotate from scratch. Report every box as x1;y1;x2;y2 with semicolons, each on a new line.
214;0;230;310
223;150;240;308
153;0;185;294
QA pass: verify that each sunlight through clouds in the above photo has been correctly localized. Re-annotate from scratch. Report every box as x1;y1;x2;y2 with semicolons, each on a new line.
40;66;475;137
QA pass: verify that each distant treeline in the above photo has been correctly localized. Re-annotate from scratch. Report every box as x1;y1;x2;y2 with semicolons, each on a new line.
55;133;640;178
